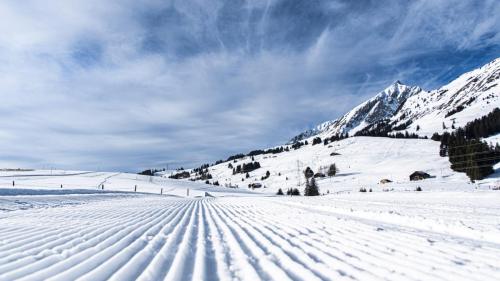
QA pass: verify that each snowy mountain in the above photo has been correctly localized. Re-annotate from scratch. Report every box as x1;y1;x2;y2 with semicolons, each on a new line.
292;58;500;141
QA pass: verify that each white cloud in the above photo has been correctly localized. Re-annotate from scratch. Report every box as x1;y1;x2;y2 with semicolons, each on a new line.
0;0;498;170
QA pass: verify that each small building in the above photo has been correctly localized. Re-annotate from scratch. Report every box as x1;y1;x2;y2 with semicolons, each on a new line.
249;183;262;189
409;171;431;181
380;179;392;184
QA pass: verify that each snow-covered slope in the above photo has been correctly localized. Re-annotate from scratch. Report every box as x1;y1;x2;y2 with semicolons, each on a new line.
292;58;500;140
184;136;498;194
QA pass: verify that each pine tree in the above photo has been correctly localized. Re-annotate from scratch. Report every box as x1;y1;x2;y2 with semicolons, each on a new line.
304;178;320;196
327;163;337;177
304;167;314;178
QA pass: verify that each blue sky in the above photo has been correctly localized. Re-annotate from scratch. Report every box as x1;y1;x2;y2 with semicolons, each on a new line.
0;0;498;171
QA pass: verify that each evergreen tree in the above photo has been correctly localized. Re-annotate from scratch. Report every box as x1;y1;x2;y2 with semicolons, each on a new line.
327;163;337;177
304;167;314;178
304;177;320;196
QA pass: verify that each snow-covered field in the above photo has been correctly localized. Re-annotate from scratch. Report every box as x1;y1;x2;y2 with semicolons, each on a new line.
1;187;500;281
0;171;253;198
0;170;499;280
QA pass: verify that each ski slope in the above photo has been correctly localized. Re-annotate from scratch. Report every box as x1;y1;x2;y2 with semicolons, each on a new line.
1;191;500;281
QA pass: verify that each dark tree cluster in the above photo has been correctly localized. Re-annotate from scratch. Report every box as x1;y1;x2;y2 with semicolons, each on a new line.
304;177;320;196
445;105;465;117
248;146;288;156
438;131;499;181
291;140;309;150
233;162;261;175
354;120;423;139
312;137;322;145
224;146;291;166
432;109;500;181
304;167;314;179
459;108;500;139
392;120;413;131
169;171;191;179
323;133;348;145
192;164;210;174
226;153;246;162
261;170;271;180
190;165;213;181
286;188;301;196
327;163;337;177
138;168;164;176
355;121;422;139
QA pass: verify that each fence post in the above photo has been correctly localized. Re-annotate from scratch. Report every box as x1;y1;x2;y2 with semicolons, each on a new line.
134;185;137;192
160;188;163;195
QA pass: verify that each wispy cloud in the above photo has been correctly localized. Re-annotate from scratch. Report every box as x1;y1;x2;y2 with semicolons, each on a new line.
0;0;498;171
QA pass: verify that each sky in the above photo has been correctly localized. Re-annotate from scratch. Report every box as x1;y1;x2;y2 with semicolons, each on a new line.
0;0;499;172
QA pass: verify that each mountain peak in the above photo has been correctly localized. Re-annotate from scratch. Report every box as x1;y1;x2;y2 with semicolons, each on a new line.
289;57;499;143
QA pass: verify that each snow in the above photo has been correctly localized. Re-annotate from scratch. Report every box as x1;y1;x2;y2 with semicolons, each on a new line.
1;187;499;280
196;136;496;194
0;58;498;281
0;171;255;198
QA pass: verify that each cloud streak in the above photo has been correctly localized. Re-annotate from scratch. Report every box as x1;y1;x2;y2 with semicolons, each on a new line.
0;0;498;171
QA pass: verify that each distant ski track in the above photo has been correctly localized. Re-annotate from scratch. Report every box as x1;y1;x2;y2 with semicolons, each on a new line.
0;195;499;281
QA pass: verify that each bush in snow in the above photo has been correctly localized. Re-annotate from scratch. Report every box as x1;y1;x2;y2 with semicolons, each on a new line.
276;188;284;195
415;186;422;192
359;187;367;192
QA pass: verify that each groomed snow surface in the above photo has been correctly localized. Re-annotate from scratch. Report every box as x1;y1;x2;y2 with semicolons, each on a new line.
1;171;500;280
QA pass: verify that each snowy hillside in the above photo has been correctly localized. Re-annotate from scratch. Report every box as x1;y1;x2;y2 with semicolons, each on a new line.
182;136;500;193
292;58;500;140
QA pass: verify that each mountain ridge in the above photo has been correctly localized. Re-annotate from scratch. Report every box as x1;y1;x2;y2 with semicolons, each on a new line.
291;58;500;142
